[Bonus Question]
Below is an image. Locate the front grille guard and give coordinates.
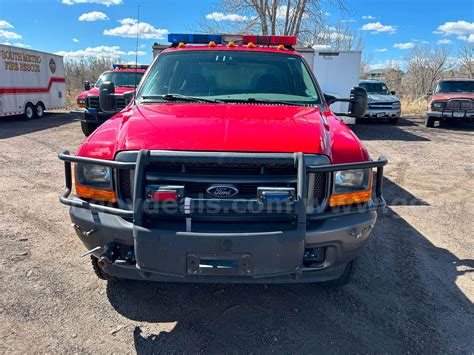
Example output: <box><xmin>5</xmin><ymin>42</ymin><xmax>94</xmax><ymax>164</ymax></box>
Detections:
<box><xmin>58</xmin><ymin>149</ymin><xmax>388</xmax><ymax>225</ymax></box>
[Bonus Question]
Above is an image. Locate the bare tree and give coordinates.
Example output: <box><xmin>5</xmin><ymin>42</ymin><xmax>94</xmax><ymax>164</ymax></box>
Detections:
<box><xmin>200</xmin><ymin>0</ymin><xmax>347</xmax><ymax>46</ymax></box>
<box><xmin>403</xmin><ymin>45</ymin><xmax>452</xmax><ymax>96</ymax></box>
<box><xmin>457</xmin><ymin>43</ymin><xmax>474</xmax><ymax>78</ymax></box>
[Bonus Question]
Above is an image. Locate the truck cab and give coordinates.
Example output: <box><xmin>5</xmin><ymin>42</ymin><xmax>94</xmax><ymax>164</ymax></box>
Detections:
<box><xmin>72</xmin><ymin>64</ymin><xmax>147</xmax><ymax>136</ymax></box>
<box><xmin>59</xmin><ymin>34</ymin><xmax>387</xmax><ymax>286</ymax></box>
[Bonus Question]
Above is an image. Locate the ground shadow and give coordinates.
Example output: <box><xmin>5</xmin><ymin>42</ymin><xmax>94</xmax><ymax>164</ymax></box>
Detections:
<box><xmin>438</xmin><ymin>119</ymin><xmax>474</xmax><ymax>132</ymax></box>
<box><xmin>106</xmin><ymin>178</ymin><xmax>473</xmax><ymax>354</ymax></box>
<box><xmin>351</xmin><ymin>117</ymin><xmax>431</xmax><ymax>142</ymax></box>
<box><xmin>0</xmin><ymin>112</ymin><xmax>73</xmax><ymax>139</ymax></box>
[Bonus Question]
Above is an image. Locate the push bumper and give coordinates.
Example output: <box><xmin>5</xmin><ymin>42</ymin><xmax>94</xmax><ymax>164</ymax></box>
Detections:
<box><xmin>364</xmin><ymin>108</ymin><xmax>401</xmax><ymax>119</ymax></box>
<box><xmin>69</xmin><ymin>206</ymin><xmax>377</xmax><ymax>283</ymax></box>
<box><xmin>59</xmin><ymin>150</ymin><xmax>387</xmax><ymax>283</ymax></box>
<box><xmin>427</xmin><ymin>110</ymin><xmax>474</xmax><ymax>119</ymax></box>
<box><xmin>70</xmin><ymin>108</ymin><xmax>115</xmax><ymax>123</ymax></box>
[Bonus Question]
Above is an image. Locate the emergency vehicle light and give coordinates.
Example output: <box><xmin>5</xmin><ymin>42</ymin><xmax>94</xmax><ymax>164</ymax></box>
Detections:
<box><xmin>242</xmin><ymin>35</ymin><xmax>297</xmax><ymax>46</ymax></box>
<box><xmin>112</xmin><ymin>64</ymin><xmax>149</xmax><ymax>70</ymax></box>
<box><xmin>168</xmin><ymin>33</ymin><xmax>223</xmax><ymax>45</ymax></box>
<box><xmin>167</xmin><ymin>33</ymin><xmax>297</xmax><ymax>47</ymax></box>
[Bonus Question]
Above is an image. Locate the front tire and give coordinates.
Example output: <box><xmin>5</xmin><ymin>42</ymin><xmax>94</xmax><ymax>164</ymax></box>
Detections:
<box><xmin>91</xmin><ymin>256</ymin><xmax>121</xmax><ymax>281</ymax></box>
<box><xmin>35</xmin><ymin>102</ymin><xmax>45</xmax><ymax>119</ymax></box>
<box><xmin>425</xmin><ymin>116</ymin><xmax>435</xmax><ymax>128</ymax></box>
<box><xmin>24</xmin><ymin>103</ymin><xmax>35</xmax><ymax>120</ymax></box>
<box><xmin>81</xmin><ymin>121</ymin><xmax>98</xmax><ymax>137</ymax></box>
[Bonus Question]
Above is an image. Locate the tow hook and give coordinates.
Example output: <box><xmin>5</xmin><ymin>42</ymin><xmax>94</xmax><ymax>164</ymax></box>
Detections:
<box><xmin>350</xmin><ymin>224</ymin><xmax>374</xmax><ymax>239</ymax></box>
<box><xmin>98</xmin><ymin>243</ymin><xmax>120</xmax><ymax>267</ymax></box>
<box><xmin>72</xmin><ymin>223</ymin><xmax>95</xmax><ymax>237</ymax></box>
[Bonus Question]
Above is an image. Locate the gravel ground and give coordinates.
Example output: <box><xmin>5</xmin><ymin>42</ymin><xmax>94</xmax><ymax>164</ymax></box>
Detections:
<box><xmin>0</xmin><ymin>113</ymin><xmax>473</xmax><ymax>354</ymax></box>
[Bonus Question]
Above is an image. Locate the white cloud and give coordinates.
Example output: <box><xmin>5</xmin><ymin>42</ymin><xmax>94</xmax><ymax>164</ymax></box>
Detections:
<box><xmin>276</xmin><ymin>5</ymin><xmax>308</xmax><ymax>20</ymax></box>
<box><xmin>368</xmin><ymin>59</ymin><xmax>405</xmax><ymax>71</ymax></box>
<box><xmin>360</xmin><ymin>21</ymin><xmax>396</xmax><ymax>34</ymax></box>
<box><xmin>205</xmin><ymin>12</ymin><xmax>248</xmax><ymax>22</ymax></box>
<box><xmin>375</xmin><ymin>48</ymin><xmax>387</xmax><ymax>52</ymax></box>
<box><xmin>104</xmin><ymin>18</ymin><xmax>168</xmax><ymax>39</ymax></box>
<box><xmin>127</xmin><ymin>50</ymin><xmax>146</xmax><ymax>56</ymax></box>
<box><xmin>0</xmin><ymin>20</ymin><xmax>14</xmax><ymax>29</ymax></box>
<box><xmin>73</xmin><ymin>38</ymin><xmax>79</xmax><ymax>42</ymax></box>
<box><xmin>437</xmin><ymin>39</ymin><xmax>452</xmax><ymax>45</ymax></box>
<box><xmin>340</xmin><ymin>19</ymin><xmax>356</xmax><ymax>23</ymax></box>
<box><xmin>457</xmin><ymin>34</ymin><xmax>474</xmax><ymax>43</ymax></box>
<box><xmin>78</xmin><ymin>11</ymin><xmax>108</xmax><ymax>21</ymax></box>
<box><xmin>0</xmin><ymin>29</ymin><xmax>22</xmax><ymax>39</ymax></box>
<box><xmin>362</xmin><ymin>15</ymin><xmax>375</xmax><ymax>20</ymax></box>
<box><xmin>1</xmin><ymin>41</ymin><xmax>31</xmax><ymax>48</ymax></box>
<box><xmin>394</xmin><ymin>42</ymin><xmax>415</xmax><ymax>49</ymax></box>
<box><xmin>55</xmin><ymin>45</ymin><xmax>125</xmax><ymax>58</ymax></box>
<box><xmin>62</xmin><ymin>0</ymin><xmax>122</xmax><ymax>6</ymax></box>
<box><xmin>139</xmin><ymin>44</ymin><xmax>146</xmax><ymax>49</ymax></box>
<box><xmin>435</xmin><ymin>21</ymin><xmax>474</xmax><ymax>43</ymax></box>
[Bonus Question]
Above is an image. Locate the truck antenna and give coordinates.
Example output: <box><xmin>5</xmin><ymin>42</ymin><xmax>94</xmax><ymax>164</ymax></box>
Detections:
<box><xmin>133</xmin><ymin>5</ymin><xmax>140</xmax><ymax>103</ymax></box>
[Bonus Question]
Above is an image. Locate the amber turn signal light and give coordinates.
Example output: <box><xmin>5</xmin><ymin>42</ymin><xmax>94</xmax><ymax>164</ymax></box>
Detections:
<box><xmin>75</xmin><ymin>184</ymin><xmax>117</xmax><ymax>203</ymax></box>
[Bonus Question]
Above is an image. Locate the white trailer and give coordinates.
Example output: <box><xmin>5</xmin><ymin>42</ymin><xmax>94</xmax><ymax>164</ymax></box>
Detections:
<box><xmin>0</xmin><ymin>44</ymin><xmax>66</xmax><ymax>119</ymax></box>
<box><xmin>298</xmin><ymin>48</ymin><xmax>361</xmax><ymax>123</ymax></box>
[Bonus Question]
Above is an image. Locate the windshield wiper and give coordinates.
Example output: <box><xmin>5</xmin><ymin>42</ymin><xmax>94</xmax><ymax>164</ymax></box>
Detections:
<box><xmin>220</xmin><ymin>97</ymin><xmax>312</xmax><ymax>106</ymax></box>
<box><xmin>140</xmin><ymin>94</ymin><xmax>224</xmax><ymax>104</ymax></box>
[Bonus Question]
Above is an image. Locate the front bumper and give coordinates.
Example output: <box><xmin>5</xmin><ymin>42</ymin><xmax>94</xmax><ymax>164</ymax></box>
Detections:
<box><xmin>427</xmin><ymin>110</ymin><xmax>474</xmax><ymax>119</ymax></box>
<box><xmin>70</xmin><ymin>108</ymin><xmax>115</xmax><ymax>123</ymax></box>
<box><xmin>59</xmin><ymin>150</ymin><xmax>387</xmax><ymax>283</ymax></box>
<box><xmin>364</xmin><ymin>107</ymin><xmax>401</xmax><ymax>119</ymax></box>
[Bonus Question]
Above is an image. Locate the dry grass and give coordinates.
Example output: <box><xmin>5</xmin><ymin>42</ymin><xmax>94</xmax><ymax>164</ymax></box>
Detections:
<box><xmin>401</xmin><ymin>96</ymin><xmax>428</xmax><ymax>117</ymax></box>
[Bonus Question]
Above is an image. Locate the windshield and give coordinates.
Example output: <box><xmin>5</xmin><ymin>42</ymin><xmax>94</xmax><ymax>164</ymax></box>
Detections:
<box><xmin>95</xmin><ymin>71</ymin><xmax>144</xmax><ymax>88</ymax></box>
<box><xmin>435</xmin><ymin>81</ymin><xmax>474</xmax><ymax>93</ymax></box>
<box><xmin>359</xmin><ymin>82</ymin><xmax>390</xmax><ymax>95</ymax></box>
<box><xmin>138</xmin><ymin>50</ymin><xmax>320</xmax><ymax>104</ymax></box>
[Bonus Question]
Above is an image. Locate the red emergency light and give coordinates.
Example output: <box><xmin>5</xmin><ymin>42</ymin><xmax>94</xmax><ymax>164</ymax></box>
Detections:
<box><xmin>242</xmin><ymin>35</ymin><xmax>297</xmax><ymax>46</ymax></box>
<box><xmin>112</xmin><ymin>64</ymin><xmax>149</xmax><ymax>70</ymax></box>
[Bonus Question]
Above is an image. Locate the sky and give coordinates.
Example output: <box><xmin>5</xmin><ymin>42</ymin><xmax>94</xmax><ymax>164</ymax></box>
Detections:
<box><xmin>0</xmin><ymin>0</ymin><xmax>473</xmax><ymax>70</ymax></box>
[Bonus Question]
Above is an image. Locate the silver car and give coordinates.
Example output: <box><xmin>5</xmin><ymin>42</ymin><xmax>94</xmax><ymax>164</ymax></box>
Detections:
<box><xmin>359</xmin><ymin>80</ymin><xmax>401</xmax><ymax>124</ymax></box>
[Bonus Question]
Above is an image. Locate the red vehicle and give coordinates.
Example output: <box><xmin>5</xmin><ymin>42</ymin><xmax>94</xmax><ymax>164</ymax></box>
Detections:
<box><xmin>59</xmin><ymin>34</ymin><xmax>387</xmax><ymax>286</ymax></box>
<box><xmin>71</xmin><ymin>64</ymin><xmax>148</xmax><ymax>136</ymax></box>
<box><xmin>426</xmin><ymin>78</ymin><xmax>474</xmax><ymax>127</ymax></box>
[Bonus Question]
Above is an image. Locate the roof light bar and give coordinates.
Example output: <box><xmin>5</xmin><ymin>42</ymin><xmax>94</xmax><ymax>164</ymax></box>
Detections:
<box><xmin>112</xmin><ymin>64</ymin><xmax>148</xmax><ymax>70</ymax></box>
<box><xmin>167</xmin><ymin>33</ymin><xmax>297</xmax><ymax>47</ymax></box>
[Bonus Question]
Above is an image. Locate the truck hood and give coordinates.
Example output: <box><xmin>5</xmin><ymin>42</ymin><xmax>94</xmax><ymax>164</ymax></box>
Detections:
<box><xmin>430</xmin><ymin>93</ymin><xmax>474</xmax><ymax>101</ymax></box>
<box><xmin>77</xmin><ymin>86</ymin><xmax>135</xmax><ymax>98</ymax></box>
<box><xmin>367</xmin><ymin>94</ymin><xmax>399</xmax><ymax>103</ymax></box>
<box><xmin>81</xmin><ymin>103</ymin><xmax>369</xmax><ymax>164</ymax></box>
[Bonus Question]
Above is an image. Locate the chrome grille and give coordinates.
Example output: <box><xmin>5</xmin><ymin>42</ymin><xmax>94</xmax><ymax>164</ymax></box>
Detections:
<box><xmin>87</xmin><ymin>96</ymin><xmax>100</xmax><ymax>109</ymax></box>
<box><xmin>446</xmin><ymin>99</ymin><xmax>474</xmax><ymax>110</ymax></box>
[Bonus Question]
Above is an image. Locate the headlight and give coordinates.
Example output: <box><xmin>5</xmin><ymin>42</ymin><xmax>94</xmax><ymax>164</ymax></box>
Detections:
<box><xmin>76</xmin><ymin>164</ymin><xmax>112</xmax><ymax>188</ymax></box>
<box><xmin>431</xmin><ymin>101</ymin><xmax>445</xmax><ymax>111</ymax></box>
<box><xmin>74</xmin><ymin>163</ymin><xmax>116</xmax><ymax>202</ymax></box>
<box><xmin>77</xmin><ymin>98</ymin><xmax>87</xmax><ymax>108</ymax></box>
<box><xmin>392</xmin><ymin>101</ymin><xmax>401</xmax><ymax>109</ymax></box>
<box><xmin>330</xmin><ymin>169</ymin><xmax>372</xmax><ymax>207</ymax></box>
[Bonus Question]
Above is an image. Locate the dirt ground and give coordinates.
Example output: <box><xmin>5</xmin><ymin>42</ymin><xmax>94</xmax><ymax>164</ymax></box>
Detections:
<box><xmin>0</xmin><ymin>113</ymin><xmax>472</xmax><ymax>354</ymax></box>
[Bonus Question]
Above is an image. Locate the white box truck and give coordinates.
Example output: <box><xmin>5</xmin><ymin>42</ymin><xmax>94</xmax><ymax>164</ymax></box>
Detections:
<box><xmin>298</xmin><ymin>48</ymin><xmax>361</xmax><ymax>124</ymax></box>
<box><xmin>0</xmin><ymin>44</ymin><xmax>66</xmax><ymax>119</ymax></box>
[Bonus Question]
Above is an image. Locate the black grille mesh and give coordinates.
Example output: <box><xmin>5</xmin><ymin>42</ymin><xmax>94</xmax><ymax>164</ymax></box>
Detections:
<box><xmin>313</xmin><ymin>173</ymin><xmax>326</xmax><ymax>202</ymax></box>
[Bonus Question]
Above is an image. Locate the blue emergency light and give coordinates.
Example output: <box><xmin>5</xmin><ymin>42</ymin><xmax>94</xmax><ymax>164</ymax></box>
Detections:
<box><xmin>168</xmin><ymin>33</ymin><xmax>223</xmax><ymax>45</ymax></box>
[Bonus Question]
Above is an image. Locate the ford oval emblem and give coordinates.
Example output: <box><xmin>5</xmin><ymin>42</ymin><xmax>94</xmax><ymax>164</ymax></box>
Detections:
<box><xmin>206</xmin><ymin>184</ymin><xmax>239</xmax><ymax>198</ymax></box>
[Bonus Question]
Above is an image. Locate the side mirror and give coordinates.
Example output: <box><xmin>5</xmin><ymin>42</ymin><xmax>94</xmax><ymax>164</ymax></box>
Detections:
<box><xmin>390</xmin><ymin>91</ymin><xmax>396</xmax><ymax>95</ymax></box>
<box><xmin>348</xmin><ymin>87</ymin><xmax>368</xmax><ymax>118</ymax></box>
<box><xmin>324</xmin><ymin>93</ymin><xmax>338</xmax><ymax>106</ymax></box>
<box><xmin>99</xmin><ymin>81</ymin><xmax>116</xmax><ymax>113</ymax></box>
<box><xmin>427</xmin><ymin>91</ymin><xmax>433</xmax><ymax>96</ymax></box>
<box><xmin>84</xmin><ymin>81</ymin><xmax>91</xmax><ymax>91</ymax></box>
